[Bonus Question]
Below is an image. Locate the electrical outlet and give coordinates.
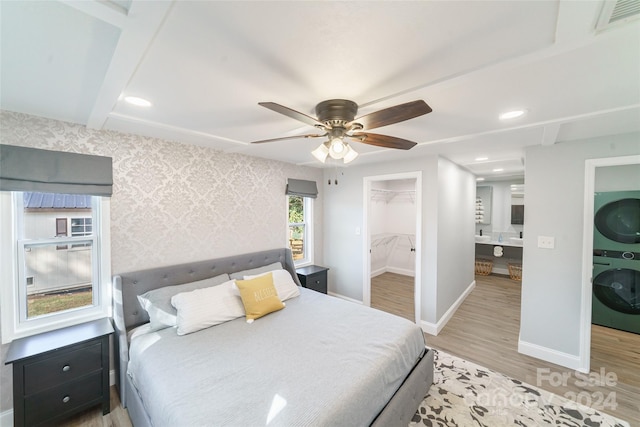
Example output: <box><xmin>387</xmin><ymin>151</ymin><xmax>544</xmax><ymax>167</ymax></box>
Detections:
<box><xmin>538</xmin><ymin>236</ymin><xmax>555</xmax><ymax>249</ymax></box>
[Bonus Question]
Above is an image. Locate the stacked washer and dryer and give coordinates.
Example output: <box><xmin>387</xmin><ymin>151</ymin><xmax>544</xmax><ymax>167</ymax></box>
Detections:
<box><xmin>592</xmin><ymin>191</ymin><xmax>640</xmax><ymax>334</ymax></box>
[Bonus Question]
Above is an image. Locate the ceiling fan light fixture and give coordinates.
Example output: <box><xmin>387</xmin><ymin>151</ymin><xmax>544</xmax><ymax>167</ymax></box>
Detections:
<box><xmin>343</xmin><ymin>145</ymin><xmax>358</xmax><ymax>164</ymax></box>
<box><xmin>328</xmin><ymin>138</ymin><xmax>347</xmax><ymax>159</ymax></box>
<box><xmin>311</xmin><ymin>142</ymin><xmax>330</xmax><ymax>163</ymax></box>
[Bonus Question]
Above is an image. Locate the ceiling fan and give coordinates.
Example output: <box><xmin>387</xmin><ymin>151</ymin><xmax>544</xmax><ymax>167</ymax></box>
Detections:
<box><xmin>251</xmin><ymin>99</ymin><xmax>432</xmax><ymax>164</ymax></box>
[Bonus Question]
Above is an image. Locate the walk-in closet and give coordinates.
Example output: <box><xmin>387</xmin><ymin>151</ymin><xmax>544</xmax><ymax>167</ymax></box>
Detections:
<box><xmin>369</xmin><ymin>178</ymin><xmax>416</xmax><ymax>321</ymax></box>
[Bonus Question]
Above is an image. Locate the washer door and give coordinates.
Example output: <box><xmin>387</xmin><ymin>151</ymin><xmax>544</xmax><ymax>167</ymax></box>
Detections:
<box><xmin>593</xmin><ymin>268</ymin><xmax>640</xmax><ymax>315</ymax></box>
<box><xmin>594</xmin><ymin>198</ymin><xmax>640</xmax><ymax>244</ymax></box>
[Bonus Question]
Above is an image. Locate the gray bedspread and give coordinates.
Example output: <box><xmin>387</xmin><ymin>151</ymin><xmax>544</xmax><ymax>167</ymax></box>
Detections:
<box><xmin>127</xmin><ymin>287</ymin><xmax>426</xmax><ymax>427</ymax></box>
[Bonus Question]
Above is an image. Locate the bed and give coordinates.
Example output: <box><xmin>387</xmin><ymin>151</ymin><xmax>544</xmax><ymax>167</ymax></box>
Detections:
<box><xmin>112</xmin><ymin>248</ymin><xmax>433</xmax><ymax>426</ymax></box>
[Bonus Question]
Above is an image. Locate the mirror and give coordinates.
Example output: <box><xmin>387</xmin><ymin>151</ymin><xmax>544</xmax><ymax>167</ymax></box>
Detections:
<box><xmin>511</xmin><ymin>184</ymin><xmax>525</xmax><ymax>225</ymax></box>
<box><xmin>476</xmin><ymin>186</ymin><xmax>492</xmax><ymax>225</ymax></box>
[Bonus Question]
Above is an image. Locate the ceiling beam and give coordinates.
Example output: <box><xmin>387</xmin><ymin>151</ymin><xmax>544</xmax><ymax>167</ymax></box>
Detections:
<box><xmin>59</xmin><ymin>0</ymin><xmax>128</xmax><ymax>29</ymax></box>
<box><xmin>108</xmin><ymin>112</ymin><xmax>246</xmax><ymax>145</ymax></box>
<box><xmin>541</xmin><ymin>124</ymin><xmax>562</xmax><ymax>146</ymax></box>
<box><xmin>86</xmin><ymin>1</ymin><xmax>174</xmax><ymax>130</ymax></box>
<box><xmin>415</xmin><ymin>104</ymin><xmax>640</xmax><ymax>147</ymax></box>
<box><xmin>554</xmin><ymin>0</ymin><xmax>603</xmax><ymax>45</ymax></box>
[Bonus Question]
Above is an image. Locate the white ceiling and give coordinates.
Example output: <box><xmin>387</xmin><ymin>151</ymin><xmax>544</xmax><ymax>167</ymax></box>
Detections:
<box><xmin>2</xmin><ymin>1</ymin><xmax>639</xmax><ymax>179</ymax></box>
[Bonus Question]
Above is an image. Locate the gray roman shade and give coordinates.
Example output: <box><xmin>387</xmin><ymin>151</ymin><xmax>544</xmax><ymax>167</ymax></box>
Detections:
<box><xmin>286</xmin><ymin>178</ymin><xmax>318</xmax><ymax>199</ymax></box>
<box><xmin>0</xmin><ymin>144</ymin><xmax>113</xmax><ymax>196</ymax></box>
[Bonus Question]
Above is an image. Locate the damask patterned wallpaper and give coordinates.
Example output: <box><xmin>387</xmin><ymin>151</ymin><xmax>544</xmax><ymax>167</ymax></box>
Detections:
<box><xmin>0</xmin><ymin>111</ymin><xmax>323</xmax><ymax>273</ymax></box>
<box><xmin>0</xmin><ymin>110</ymin><xmax>324</xmax><ymax>413</ymax></box>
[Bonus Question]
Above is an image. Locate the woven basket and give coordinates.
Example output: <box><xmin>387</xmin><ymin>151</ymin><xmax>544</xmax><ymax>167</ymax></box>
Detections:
<box><xmin>508</xmin><ymin>263</ymin><xmax>522</xmax><ymax>281</ymax></box>
<box><xmin>475</xmin><ymin>259</ymin><xmax>493</xmax><ymax>276</ymax></box>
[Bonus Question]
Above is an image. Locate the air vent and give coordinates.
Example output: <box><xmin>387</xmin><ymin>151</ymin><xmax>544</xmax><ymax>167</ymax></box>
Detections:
<box><xmin>597</xmin><ymin>0</ymin><xmax>640</xmax><ymax>30</ymax></box>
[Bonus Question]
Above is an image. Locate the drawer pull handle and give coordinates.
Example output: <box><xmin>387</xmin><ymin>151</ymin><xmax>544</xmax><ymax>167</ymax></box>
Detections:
<box><xmin>62</xmin><ymin>396</ymin><xmax>70</xmax><ymax>404</ymax></box>
<box><xmin>62</xmin><ymin>365</ymin><xmax>71</xmax><ymax>372</ymax></box>
<box><xmin>315</xmin><ymin>280</ymin><xmax>320</xmax><ymax>284</ymax></box>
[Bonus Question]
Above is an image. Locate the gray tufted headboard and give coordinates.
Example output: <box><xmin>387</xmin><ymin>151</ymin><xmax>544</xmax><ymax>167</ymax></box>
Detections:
<box><xmin>111</xmin><ymin>248</ymin><xmax>300</xmax><ymax>407</ymax></box>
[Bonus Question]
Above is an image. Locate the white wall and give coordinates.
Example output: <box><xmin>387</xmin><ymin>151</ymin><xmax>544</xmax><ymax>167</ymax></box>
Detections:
<box><xmin>435</xmin><ymin>158</ymin><xmax>476</xmax><ymax>321</ymax></box>
<box><xmin>519</xmin><ymin>132</ymin><xmax>640</xmax><ymax>367</ymax></box>
<box><xmin>322</xmin><ymin>155</ymin><xmax>475</xmax><ymax>329</ymax></box>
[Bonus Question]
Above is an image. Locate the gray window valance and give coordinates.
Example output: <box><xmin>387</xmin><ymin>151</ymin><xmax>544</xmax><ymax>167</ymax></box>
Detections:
<box><xmin>286</xmin><ymin>178</ymin><xmax>318</xmax><ymax>199</ymax></box>
<box><xmin>0</xmin><ymin>144</ymin><xmax>113</xmax><ymax>196</ymax></box>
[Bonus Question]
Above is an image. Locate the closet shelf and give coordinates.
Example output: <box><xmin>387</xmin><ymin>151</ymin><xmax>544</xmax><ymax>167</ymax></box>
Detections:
<box><xmin>371</xmin><ymin>233</ymin><xmax>415</xmax><ymax>250</ymax></box>
<box><xmin>371</xmin><ymin>188</ymin><xmax>415</xmax><ymax>203</ymax></box>
<box><xmin>372</xmin><ymin>235</ymin><xmax>397</xmax><ymax>247</ymax></box>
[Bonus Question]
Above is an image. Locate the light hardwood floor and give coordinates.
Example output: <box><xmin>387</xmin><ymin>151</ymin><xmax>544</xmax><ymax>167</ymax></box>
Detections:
<box><xmin>372</xmin><ymin>272</ymin><xmax>640</xmax><ymax>426</ymax></box>
<box><xmin>55</xmin><ymin>387</ymin><xmax>131</xmax><ymax>427</ymax></box>
<box><xmin>371</xmin><ymin>271</ymin><xmax>415</xmax><ymax>322</ymax></box>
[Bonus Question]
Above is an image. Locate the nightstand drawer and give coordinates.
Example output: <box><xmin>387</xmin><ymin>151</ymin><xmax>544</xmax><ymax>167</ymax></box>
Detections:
<box><xmin>305</xmin><ymin>273</ymin><xmax>327</xmax><ymax>293</ymax></box>
<box><xmin>24</xmin><ymin>342</ymin><xmax>102</xmax><ymax>395</ymax></box>
<box><xmin>25</xmin><ymin>372</ymin><xmax>103</xmax><ymax>426</ymax></box>
<box><xmin>296</xmin><ymin>265</ymin><xmax>329</xmax><ymax>294</ymax></box>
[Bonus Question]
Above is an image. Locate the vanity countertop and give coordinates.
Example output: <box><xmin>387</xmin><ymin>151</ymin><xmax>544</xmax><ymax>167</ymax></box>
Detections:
<box><xmin>475</xmin><ymin>240</ymin><xmax>523</xmax><ymax>247</ymax></box>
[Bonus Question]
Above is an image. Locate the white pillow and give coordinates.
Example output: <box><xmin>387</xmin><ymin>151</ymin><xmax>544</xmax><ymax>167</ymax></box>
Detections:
<box><xmin>137</xmin><ymin>274</ymin><xmax>230</xmax><ymax>331</ymax></box>
<box><xmin>244</xmin><ymin>269</ymin><xmax>300</xmax><ymax>302</ymax></box>
<box><xmin>229</xmin><ymin>262</ymin><xmax>283</xmax><ymax>279</ymax></box>
<box><xmin>171</xmin><ymin>280</ymin><xmax>245</xmax><ymax>335</ymax></box>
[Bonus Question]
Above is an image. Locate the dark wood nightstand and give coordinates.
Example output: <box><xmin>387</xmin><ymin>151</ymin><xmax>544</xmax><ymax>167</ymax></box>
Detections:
<box><xmin>5</xmin><ymin>318</ymin><xmax>114</xmax><ymax>427</ymax></box>
<box><xmin>296</xmin><ymin>265</ymin><xmax>329</xmax><ymax>294</ymax></box>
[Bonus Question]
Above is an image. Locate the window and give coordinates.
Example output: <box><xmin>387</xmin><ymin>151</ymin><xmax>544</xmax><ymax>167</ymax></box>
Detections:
<box><xmin>71</xmin><ymin>217</ymin><xmax>92</xmax><ymax>236</ymax></box>
<box><xmin>287</xmin><ymin>195</ymin><xmax>313</xmax><ymax>265</ymax></box>
<box><xmin>1</xmin><ymin>192</ymin><xmax>111</xmax><ymax>342</ymax></box>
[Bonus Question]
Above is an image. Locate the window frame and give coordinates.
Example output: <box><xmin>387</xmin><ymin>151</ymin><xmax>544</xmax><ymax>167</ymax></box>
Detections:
<box><xmin>0</xmin><ymin>192</ymin><xmax>111</xmax><ymax>343</ymax></box>
<box><xmin>287</xmin><ymin>195</ymin><xmax>313</xmax><ymax>266</ymax></box>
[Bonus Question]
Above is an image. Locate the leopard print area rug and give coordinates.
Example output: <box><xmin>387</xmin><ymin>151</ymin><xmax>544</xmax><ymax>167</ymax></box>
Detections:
<box><xmin>410</xmin><ymin>349</ymin><xmax>629</xmax><ymax>427</ymax></box>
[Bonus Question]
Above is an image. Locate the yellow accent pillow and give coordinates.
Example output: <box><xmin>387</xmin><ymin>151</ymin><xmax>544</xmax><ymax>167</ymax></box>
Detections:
<box><xmin>235</xmin><ymin>273</ymin><xmax>285</xmax><ymax>322</ymax></box>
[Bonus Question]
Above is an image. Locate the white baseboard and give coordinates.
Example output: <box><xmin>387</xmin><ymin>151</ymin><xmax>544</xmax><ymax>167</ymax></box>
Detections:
<box><xmin>421</xmin><ymin>280</ymin><xmax>476</xmax><ymax>336</ymax></box>
<box><xmin>327</xmin><ymin>291</ymin><xmax>362</xmax><ymax>305</ymax></box>
<box><xmin>0</xmin><ymin>409</ymin><xmax>13</xmax><ymax>427</ymax></box>
<box><xmin>518</xmin><ymin>339</ymin><xmax>584</xmax><ymax>372</ymax></box>
<box><xmin>371</xmin><ymin>267</ymin><xmax>386</xmax><ymax>278</ymax></box>
<box><xmin>370</xmin><ymin>266</ymin><xmax>415</xmax><ymax>278</ymax></box>
<box><xmin>386</xmin><ymin>266</ymin><xmax>415</xmax><ymax>277</ymax></box>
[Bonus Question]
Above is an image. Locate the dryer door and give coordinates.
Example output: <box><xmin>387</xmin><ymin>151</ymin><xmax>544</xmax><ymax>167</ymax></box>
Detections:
<box><xmin>593</xmin><ymin>268</ymin><xmax>640</xmax><ymax>315</ymax></box>
<box><xmin>594</xmin><ymin>198</ymin><xmax>640</xmax><ymax>244</ymax></box>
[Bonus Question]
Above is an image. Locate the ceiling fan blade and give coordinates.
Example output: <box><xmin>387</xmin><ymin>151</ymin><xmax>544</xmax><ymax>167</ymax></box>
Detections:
<box><xmin>258</xmin><ymin>102</ymin><xmax>326</xmax><ymax>128</ymax></box>
<box><xmin>349</xmin><ymin>100</ymin><xmax>432</xmax><ymax>130</ymax></box>
<box><xmin>349</xmin><ymin>132</ymin><xmax>418</xmax><ymax>150</ymax></box>
<box><xmin>251</xmin><ymin>133</ymin><xmax>326</xmax><ymax>144</ymax></box>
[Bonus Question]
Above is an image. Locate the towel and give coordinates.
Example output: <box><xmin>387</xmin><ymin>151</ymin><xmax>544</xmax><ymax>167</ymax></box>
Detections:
<box><xmin>493</xmin><ymin>246</ymin><xmax>504</xmax><ymax>257</ymax></box>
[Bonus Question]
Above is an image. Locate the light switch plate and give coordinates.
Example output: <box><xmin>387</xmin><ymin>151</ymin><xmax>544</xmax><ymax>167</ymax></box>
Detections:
<box><xmin>538</xmin><ymin>236</ymin><xmax>555</xmax><ymax>249</ymax></box>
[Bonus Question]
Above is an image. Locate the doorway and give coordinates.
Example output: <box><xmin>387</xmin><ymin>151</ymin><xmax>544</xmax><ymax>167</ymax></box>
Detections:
<box><xmin>363</xmin><ymin>172</ymin><xmax>422</xmax><ymax>324</ymax></box>
<box><xmin>580</xmin><ymin>155</ymin><xmax>640</xmax><ymax>372</ymax></box>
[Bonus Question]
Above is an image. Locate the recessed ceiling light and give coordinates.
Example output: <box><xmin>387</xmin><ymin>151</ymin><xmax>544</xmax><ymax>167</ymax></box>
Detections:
<box><xmin>476</xmin><ymin>177</ymin><xmax>485</xmax><ymax>181</ymax></box>
<box><xmin>475</xmin><ymin>157</ymin><xmax>488</xmax><ymax>161</ymax></box>
<box><xmin>493</xmin><ymin>168</ymin><xmax>504</xmax><ymax>172</ymax></box>
<box><xmin>499</xmin><ymin>109</ymin><xmax>526</xmax><ymax>120</ymax></box>
<box><xmin>124</xmin><ymin>96</ymin><xmax>152</xmax><ymax>107</ymax></box>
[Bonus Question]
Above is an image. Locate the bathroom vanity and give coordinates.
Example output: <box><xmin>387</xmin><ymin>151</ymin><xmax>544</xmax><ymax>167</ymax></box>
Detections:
<box><xmin>475</xmin><ymin>239</ymin><xmax>523</xmax><ymax>276</ymax></box>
